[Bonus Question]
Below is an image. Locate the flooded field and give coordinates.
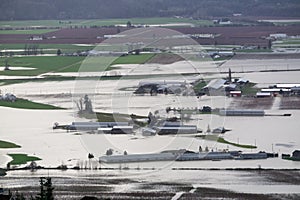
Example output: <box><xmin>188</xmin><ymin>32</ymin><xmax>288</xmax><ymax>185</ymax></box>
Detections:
<box><xmin>0</xmin><ymin>168</ymin><xmax>299</xmax><ymax>199</ymax></box>
<box><xmin>1</xmin><ymin>47</ymin><xmax>300</xmax><ymax>198</ymax></box>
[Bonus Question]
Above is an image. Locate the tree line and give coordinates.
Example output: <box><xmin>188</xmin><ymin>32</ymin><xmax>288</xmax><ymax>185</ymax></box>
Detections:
<box><xmin>1</xmin><ymin>0</ymin><xmax>300</xmax><ymax>20</ymax></box>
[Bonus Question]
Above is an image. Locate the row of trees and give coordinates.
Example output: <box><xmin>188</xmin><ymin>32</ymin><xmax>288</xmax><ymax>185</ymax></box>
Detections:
<box><xmin>24</xmin><ymin>44</ymin><xmax>43</xmax><ymax>55</ymax></box>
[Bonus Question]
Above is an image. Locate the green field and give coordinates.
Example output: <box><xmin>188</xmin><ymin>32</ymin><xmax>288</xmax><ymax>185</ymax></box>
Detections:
<box><xmin>8</xmin><ymin>153</ymin><xmax>41</xmax><ymax>165</ymax></box>
<box><xmin>0</xmin><ymin>140</ymin><xmax>21</xmax><ymax>148</ymax></box>
<box><xmin>0</xmin><ymin>18</ymin><xmax>213</xmax><ymax>28</ymax></box>
<box><xmin>111</xmin><ymin>53</ymin><xmax>155</xmax><ymax>65</ymax></box>
<box><xmin>0</xmin><ymin>53</ymin><xmax>157</xmax><ymax>76</ymax></box>
<box><xmin>0</xmin><ymin>98</ymin><xmax>64</xmax><ymax>110</ymax></box>
<box><xmin>0</xmin><ymin>56</ymin><xmax>85</xmax><ymax>76</ymax></box>
<box><xmin>0</xmin><ymin>29</ymin><xmax>58</xmax><ymax>34</ymax></box>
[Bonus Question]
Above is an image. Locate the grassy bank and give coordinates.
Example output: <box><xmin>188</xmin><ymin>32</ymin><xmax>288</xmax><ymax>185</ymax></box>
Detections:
<box><xmin>217</xmin><ymin>137</ymin><xmax>257</xmax><ymax>149</ymax></box>
<box><xmin>0</xmin><ymin>98</ymin><xmax>64</xmax><ymax>110</ymax></box>
<box><xmin>8</xmin><ymin>153</ymin><xmax>41</xmax><ymax>165</ymax></box>
<box><xmin>0</xmin><ymin>140</ymin><xmax>21</xmax><ymax>148</ymax></box>
<box><xmin>196</xmin><ymin>135</ymin><xmax>257</xmax><ymax>149</ymax></box>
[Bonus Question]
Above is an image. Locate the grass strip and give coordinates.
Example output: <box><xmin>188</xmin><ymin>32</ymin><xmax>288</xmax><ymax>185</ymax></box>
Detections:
<box><xmin>196</xmin><ymin>135</ymin><xmax>257</xmax><ymax>149</ymax></box>
<box><xmin>0</xmin><ymin>98</ymin><xmax>64</xmax><ymax>110</ymax></box>
<box><xmin>0</xmin><ymin>140</ymin><xmax>21</xmax><ymax>148</ymax></box>
<box><xmin>217</xmin><ymin>137</ymin><xmax>257</xmax><ymax>149</ymax></box>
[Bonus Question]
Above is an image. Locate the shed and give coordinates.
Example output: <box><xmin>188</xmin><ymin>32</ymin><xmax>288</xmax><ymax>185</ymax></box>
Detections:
<box><xmin>230</xmin><ymin>91</ymin><xmax>242</xmax><ymax>97</ymax></box>
<box><xmin>256</xmin><ymin>92</ymin><xmax>272</xmax><ymax>98</ymax></box>
<box><xmin>292</xmin><ymin>150</ymin><xmax>300</xmax><ymax>158</ymax></box>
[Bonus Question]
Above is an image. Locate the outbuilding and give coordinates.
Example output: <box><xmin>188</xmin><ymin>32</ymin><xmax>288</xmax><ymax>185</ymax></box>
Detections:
<box><xmin>230</xmin><ymin>91</ymin><xmax>242</xmax><ymax>97</ymax></box>
<box><xmin>256</xmin><ymin>92</ymin><xmax>272</xmax><ymax>98</ymax></box>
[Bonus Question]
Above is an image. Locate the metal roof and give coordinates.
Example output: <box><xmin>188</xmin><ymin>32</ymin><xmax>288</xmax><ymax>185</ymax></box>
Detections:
<box><xmin>205</xmin><ymin>79</ymin><xmax>226</xmax><ymax>90</ymax></box>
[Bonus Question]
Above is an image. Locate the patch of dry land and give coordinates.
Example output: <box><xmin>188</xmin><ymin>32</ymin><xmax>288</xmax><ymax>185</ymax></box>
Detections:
<box><xmin>229</xmin><ymin>97</ymin><xmax>274</xmax><ymax>110</ymax></box>
<box><xmin>146</xmin><ymin>53</ymin><xmax>184</xmax><ymax>64</ymax></box>
<box><xmin>280</xmin><ymin>96</ymin><xmax>300</xmax><ymax>109</ymax></box>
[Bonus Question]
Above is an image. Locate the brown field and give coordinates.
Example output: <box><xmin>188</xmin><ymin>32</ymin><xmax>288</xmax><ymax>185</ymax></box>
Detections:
<box><xmin>280</xmin><ymin>96</ymin><xmax>300</xmax><ymax>110</ymax></box>
<box><xmin>0</xmin><ymin>25</ymin><xmax>299</xmax><ymax>47</ymax></box>
<box><xmin>229</xmin><ymin>97</ymin><xmax>274</xmax><ymax>110</ymax></box>
<box><xmin>146</xmin><ymin>53</ymin><xmax>184</xmax><ymax>64</ymax></box>
<box><xmin>174</xmin><ymin>25</ymin><xmax>300</xmax><ymax>47</ymax></box>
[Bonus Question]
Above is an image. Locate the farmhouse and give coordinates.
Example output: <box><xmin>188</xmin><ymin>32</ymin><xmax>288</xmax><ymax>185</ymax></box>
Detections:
<box><xmin>202</xmin><ymin>79</ymin><xmax>226</xmax><ymax>96</ymax></box>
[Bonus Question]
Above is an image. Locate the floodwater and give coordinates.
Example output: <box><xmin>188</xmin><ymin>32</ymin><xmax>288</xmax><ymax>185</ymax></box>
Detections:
<box><xmin>1</xmin><ymin>168</ymin><xmax>300</xmax><ymax>196</ymax></box>
<box><xmin>1</xmin><ymin>57</ymin><xmax>300</xmax><ymax>196</ymax></box>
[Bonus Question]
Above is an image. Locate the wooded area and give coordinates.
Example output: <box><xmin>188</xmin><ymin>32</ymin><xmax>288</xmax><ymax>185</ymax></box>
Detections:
<box><xmin>1</xmin><ymin>0</ymin><xmax>300</xmax><ymax>20</ymax></box>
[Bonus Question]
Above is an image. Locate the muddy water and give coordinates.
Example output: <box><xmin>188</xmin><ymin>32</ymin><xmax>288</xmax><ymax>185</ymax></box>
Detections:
<box><xmin>1</xmin><ymin>169</ymin><xmax>300</xmax><ymax>197</ymax></box>
<box><xmin>1</xmin><ymin>58</ymin><xmax>300</xmax><ymax>197</ymax></box>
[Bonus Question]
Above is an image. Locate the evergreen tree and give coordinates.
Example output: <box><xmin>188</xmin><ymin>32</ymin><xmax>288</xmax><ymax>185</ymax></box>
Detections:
<box><xmin>36</xmin><ymin>177</ymin><xmax>54</xmax><ymax>200</ymax></box>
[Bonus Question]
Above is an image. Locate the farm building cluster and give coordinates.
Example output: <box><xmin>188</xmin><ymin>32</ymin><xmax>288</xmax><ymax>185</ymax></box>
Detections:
<box><xmin>256</xmin><ymin>83</ymin><xmax>300</xmax><ymax>97</ymax></box>
<box><xmin>0</xmin><ymin>93</ymin><xmax>16</xmax><ymax>102</ymax></box>
<box><xmin>99</xmin><ymin>149</ymin><xmax>277</xmax><ymax>163</ymax></box>
<box><xmin>134</xmin><ymin>81</ymin><xmax>194</xmax><ymax>96</ymax></box>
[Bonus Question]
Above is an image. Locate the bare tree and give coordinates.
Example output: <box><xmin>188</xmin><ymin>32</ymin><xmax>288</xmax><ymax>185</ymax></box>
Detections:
<box><xmin>75</xmin><ymin>94</ymin><xmax>93</xmax><ymax>114</ymax></box>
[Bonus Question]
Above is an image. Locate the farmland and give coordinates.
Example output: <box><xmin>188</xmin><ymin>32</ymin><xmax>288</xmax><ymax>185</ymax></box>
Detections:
<box><xmin>0</xmin><ymin>53</ymin><xmax>160</xmax><ymax>76</ymax></box>
<box><xmin>0</xmin><ymin>56</ymin><xmax>85</xmax><ymax>76</ymax></box>
<box><xmin>0</xmin><ymin>25</ymin><xmax>299</xmax><ymax>48</ymax></box>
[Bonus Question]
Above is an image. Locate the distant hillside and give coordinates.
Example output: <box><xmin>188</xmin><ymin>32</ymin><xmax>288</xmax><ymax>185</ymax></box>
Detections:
<box><xmin>1</xmin><ymin>0</ymin><xmax>300</xmax><ymax>20</ymax></box>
